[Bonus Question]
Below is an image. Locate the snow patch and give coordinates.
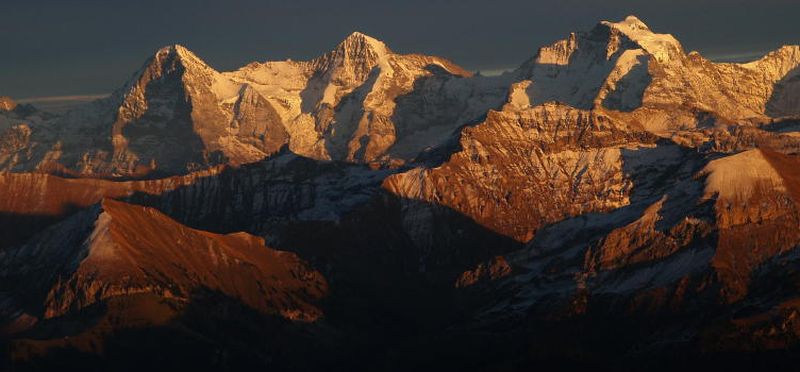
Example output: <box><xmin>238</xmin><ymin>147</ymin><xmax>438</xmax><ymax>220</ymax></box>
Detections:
<box><xmin>602</xmin><ymin>15</ymin><xmax>682</xmax><ymax>63</ymax></box>
<box><xmin>700</xmin><ymin>149</ymin><xmax>786</xmax><ymax>201</ymax></box>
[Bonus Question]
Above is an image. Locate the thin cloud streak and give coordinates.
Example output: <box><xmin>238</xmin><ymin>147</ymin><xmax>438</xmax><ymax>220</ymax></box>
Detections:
<box><xmin>17</xmin><ymin>94</ymin><xmax>110</xmax><ymax>104</ymax></box>
<box><xmin>705</xmin><ymin>50</ymin><xmax>773</xmax><ymax>63</ymax></box>
<box><xmin>17</xmin><ymin>94</ymin><xmax>109</xmax><ymax>114</ymax></box>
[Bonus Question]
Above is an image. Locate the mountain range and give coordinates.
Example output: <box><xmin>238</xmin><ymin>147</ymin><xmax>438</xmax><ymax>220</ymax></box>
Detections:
<box><xmin>2</xmin><ymin>15</ymin><xmax>800</xmax><ymax>371</ymax></box>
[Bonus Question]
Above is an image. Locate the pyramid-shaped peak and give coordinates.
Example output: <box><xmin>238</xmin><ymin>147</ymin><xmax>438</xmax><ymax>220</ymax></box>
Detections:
<box><xmin>311</xmin><ymin>31</ymin><xmax>392</xmax><ymax>74</ymax></box>
<box><xmin>342</xmin><ymin>31</ymin><xmax>385</xmax><ymax>45</ymax></box>
<box><xmin>153</xmin><ymin>44</ymin><xmax>206</xmax><ymax>64</ymax></box>
<box><xmin>114</xmin><ymin>43</ymin><xmax>218</xmax><ymax>113</ymax></box>
<box><xmin>129</xmin><ymin>44</ymin><xmax>220</xmax><ymax>85</ymax></box>
<box><xmin>334</xmin><ymin>31</ymin><xmax>391</xmax><ymax>57</ymax></box>
<box><xmin>155</xmin><ymin>44</ymin><xmax>187</xmax><ymax>57</ymax></box>
<box><xmin>347</xmin><ymin>31</ymin><xmax>373</xmax><ymax>39</ymax></box>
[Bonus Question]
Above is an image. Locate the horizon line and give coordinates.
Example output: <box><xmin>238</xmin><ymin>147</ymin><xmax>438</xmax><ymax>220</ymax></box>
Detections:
<box><xmin>16</xmin><ymin>94</ymin><xmax>110</xmax><ymax>103</ymax></box>
<box><xmin>9</xmin><ymin>47</ymin><xmax>777</xmax><ymax>102</ymax></box>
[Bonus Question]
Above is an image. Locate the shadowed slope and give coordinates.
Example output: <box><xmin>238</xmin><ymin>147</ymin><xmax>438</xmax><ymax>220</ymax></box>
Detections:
<box><xmin>0</xmin><ymin>198</ymin><xmax>327</xmax><ymax>330</ymax></box>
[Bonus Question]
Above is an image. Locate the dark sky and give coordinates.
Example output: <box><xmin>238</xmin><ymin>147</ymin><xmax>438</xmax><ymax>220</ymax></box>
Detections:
<box><xmin>2</xmin><ymin>0</ymin><xmax>799</xmax><ymax>99</ymax></box>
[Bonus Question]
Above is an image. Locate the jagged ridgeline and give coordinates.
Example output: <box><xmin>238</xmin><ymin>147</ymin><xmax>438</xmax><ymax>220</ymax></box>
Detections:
<box><xmin>2</xmin><ymin>15</ymin><xmax>800</xmax><ymax>371</ymax></box>
<box><xmin>3</xmin><ymin>15</ymin><xmax>795</xmax><ymax>178</ymax></box>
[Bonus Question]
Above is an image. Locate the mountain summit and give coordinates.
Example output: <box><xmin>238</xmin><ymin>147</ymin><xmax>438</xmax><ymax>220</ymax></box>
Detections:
<box><xmin>0</xmin><ymin>16</ymin><xmax>798</xmax><ymax>177</ymax></box>
<box><xmin>308</xmin><ymin>31</ymin><xmax>392</xmax><ymax>95</ymax></box>
<box><xmin>329</xmin><ymin>31</ymin><xmax>392</xmax><ymax>61</ymax></box>
<box><xmin>601</xmin><ymin>15</ymin><xmax>684</xmax><ymax>63</ymax></box>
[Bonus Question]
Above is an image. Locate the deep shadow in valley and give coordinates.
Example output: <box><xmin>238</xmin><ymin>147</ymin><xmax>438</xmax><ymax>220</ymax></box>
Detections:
<box><xmin>124</xmin><ymin>155</ymin><xmax>527</xmax><ymax>364</ymax></box>
<box><xmin>0</xmin><ymin>151</ymin><xmax>526</xmax><ymax>371</ymax></box>
<box><xmin>2</xmin><ymin>290</ymin><xmax>341</xmax><ymax>372</ymax></box>
<box><xmin>0</xmin><ymin>212</ymin><xmax>76</xmax><ymax>251</ymax></box>
<box><xmin>0</xmin><ymin>143</ymin><xmax>720</xmax><ymax>371</ymax></box>
<box><xmin>4</xmin><ymin>145</ymin><xmax>800</xmax><ymax>370</ymax></box>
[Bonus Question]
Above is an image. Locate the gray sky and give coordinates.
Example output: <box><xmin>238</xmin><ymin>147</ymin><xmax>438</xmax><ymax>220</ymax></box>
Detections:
<box><xmin>2</xmin><ymin>0</ymin><xmax>798</xmax><ymax>99</ymax></box>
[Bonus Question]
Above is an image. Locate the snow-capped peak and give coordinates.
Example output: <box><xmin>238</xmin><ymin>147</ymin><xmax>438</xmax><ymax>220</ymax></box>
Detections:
<box><xmin>312</xmin><ymin>31</ymin><xmax>392</xmax><ymax>70</ymax></box>
<box><xmin>308</xmin><ymin>31</ymin><xmax>393</xmax><ymax>87</ymax></box>
<box><xmin>609</xmin><ymin>15</ymin><xmax>652</xmax><ymax>32</ymax></box>
<box><xmin>114</xmin><ymin>43</ymin><xmax>219</xmax><ymax>98</ymax></box>
<box><xmin>336</xmin><ymin>31</ymin><xmax>392</xmax><ymax>57</ymax></box>
<box><xmin>601</xmin><ymin>15</ymin><xmax>683</xmax><ymax>63</ymax></box>
<box><xmin>152</xmin><ymin>44</ymin><xmax>213</xmax><ymax>71</ymax></box>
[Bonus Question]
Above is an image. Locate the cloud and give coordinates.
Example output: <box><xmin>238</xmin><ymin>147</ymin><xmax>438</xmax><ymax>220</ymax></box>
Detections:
<box><xmin>474</xmin><ymin>68</ymin><xmax>515</xmax><ymax>76</ymax></box>
<box><xmin>16</xmin><ymin>94</ymin><xmax>109</xmax><ymax>114</ymax></box>
<box><xmin>705</xmin><ymin>50</ymin><xmax>772</xmax><ymax>63</ymax></box>
<box><xmin>16</xmin><ymin>94</ymin><xmax>109</xmax><ymax>104</ymax></box>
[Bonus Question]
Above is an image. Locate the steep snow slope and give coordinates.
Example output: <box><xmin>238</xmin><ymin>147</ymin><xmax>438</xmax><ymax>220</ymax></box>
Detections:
<box><xmin>516</xmin><ymin>15</ymin><xmax>800</xmax><ymax>130</ymax></box>
<box><xmin>0</xmin><ymin>34</ymin><xmax>508</xmax><ymax>177</ymax></box>
<box><xmin>227</xmin><ymin>32</ymin><xmax>509</xmax><ymax>162</ymax></box>
<box><xmin>2</xmin><ymin>17</ymin><xmax>797</xmax><ymax>178</ymax></box>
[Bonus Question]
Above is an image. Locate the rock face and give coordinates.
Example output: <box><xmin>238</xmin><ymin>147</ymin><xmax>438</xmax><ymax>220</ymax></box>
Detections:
<box><xmin>0</xmin><ymin>34</ymin><xmax>508</xmax><ymax>177</ymax></box>
<box><xmin>21</xmin><ymin>45</ymin><xmax>290</xmax><ymax>176</ymax></box>
<box><xmin>0</xmin><ymin>198</ymin><xmax>329</xmax><ymax>370</ymax></box>
<box><xmin>2</xmin><ymin>18</ymin><xmax>798</xmax><ymax>178</ymax></box>
<box><xmin>0</xmin><ymin>199</ymin><xmax>329</xmax><ymax>369</ymax></box>
<box><xmin>516</xmin><ymin>15</ymin><xmax>800</xmax><ymax>130</ymax></box>
<box><xmin>385</xmin><ymin>81</ymin><xmax>666</xmax><ymax>242</ymax></box>
<box><xmin>450</xmin><ymin>148</ymin><xmax>800</xmax><ymax>366</ymax></box>
<box><xmin>704</xmin><ymin>149</ymin><xmax>800</xmax><ymax>302</ymax></box>
<box><xmin>227</xmin><ymin>32</ymin><xmax>505</xmax><ymax>163</ymax></box>
<box><xmin>0</xmin><ymin>198</ymin><xmax>326</xmax><ymax>324</ymax></box>
<box><xmin>383</xmin><ymin>15</ymin><xmax>800</xmax><ymax>247</ymax></box>
<box><xmin>2</xmin><ymin>14</ymin><xmax>800</xmax><ymax>370</ymax></box>
<box><xmin>0</xmin><ymin>152</ymin><xmax>392</xmax><ymax>251</ymax></box>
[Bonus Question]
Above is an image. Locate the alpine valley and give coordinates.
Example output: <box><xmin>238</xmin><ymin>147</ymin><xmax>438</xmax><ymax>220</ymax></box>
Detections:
<box><xmin>2</xmin><ymin>15</ymin><xmax>800</xmax><ymax>371</ymax></box>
